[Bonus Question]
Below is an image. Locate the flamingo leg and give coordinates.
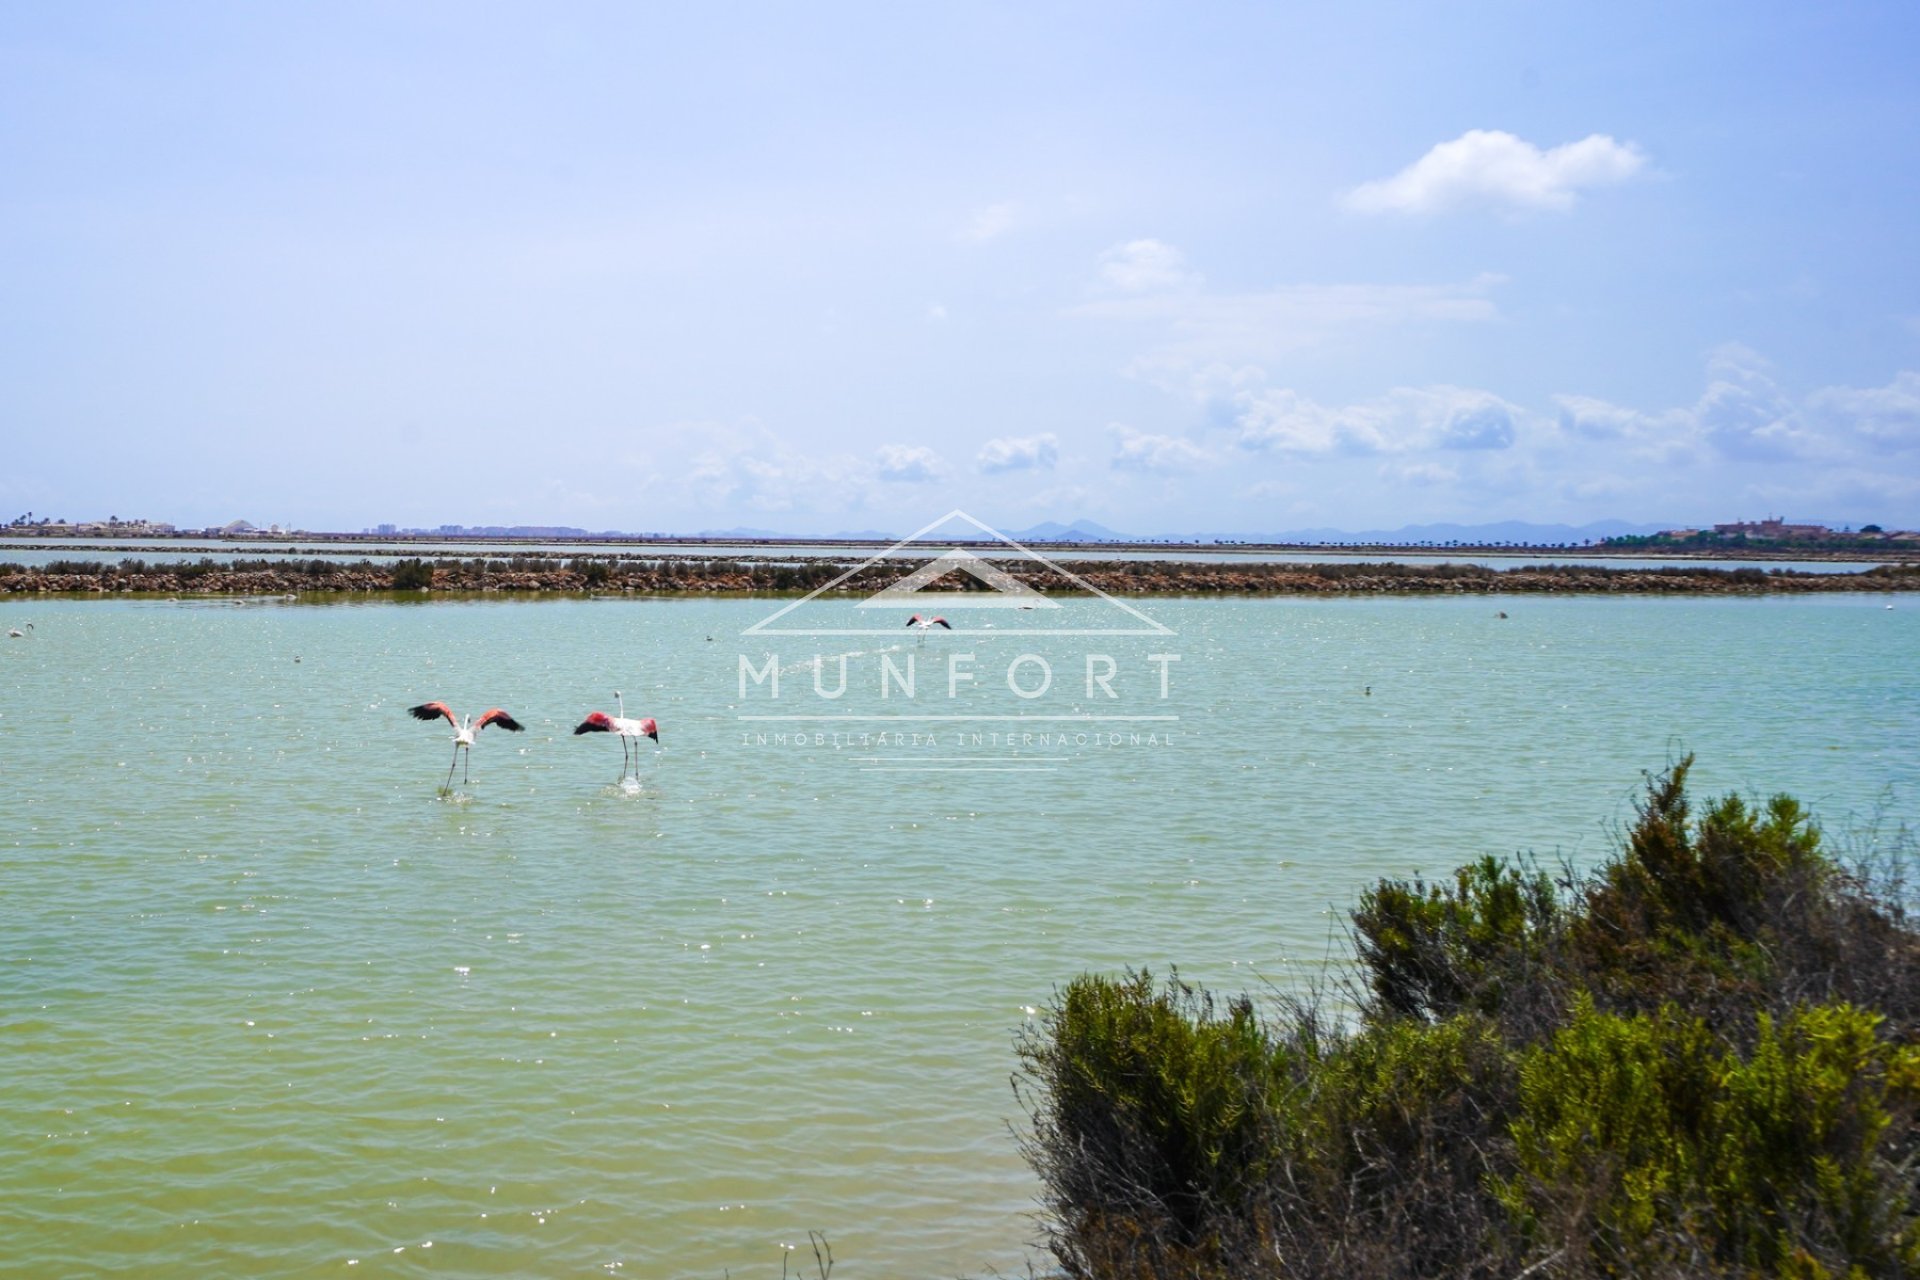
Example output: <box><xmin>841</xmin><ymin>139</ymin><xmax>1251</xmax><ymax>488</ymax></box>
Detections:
<box><xmin>463</xmin><ymin>745</ymin><xmax>472</xmax><ymax>785</ymax></box>
<box><xmin>444</xmin><ymin>744</ymin><xmax>459</xmax><ymax>790</ymax></box>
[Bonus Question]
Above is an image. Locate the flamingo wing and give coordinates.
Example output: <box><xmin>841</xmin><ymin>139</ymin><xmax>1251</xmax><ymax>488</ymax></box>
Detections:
<box><xmin>408</xmin><ymin>701</ymin><xmax>456</xmax><ymax>726</ymax></box>
<box><xmin>932</xmin><ymin>617</ymin><xmax>951</xmax><ymax>629</ymax></box>
<box><xmin>574</xmin><ymin>711</ymin><xmax>615</xmax><ymax>735</ymax></box>
<box><xmin>639</xmin><ymin>717</ymin><xmax>660</xmax><ymax>742</ymax></box>
<box><xmin>905</xmin><ymin>615</ymin><xmax>922</xmax><ymax>627</ymax></box>
<box><xmin>475</xmin><ymin>708</ymin><xmax>524</xmax><ymax>733</ymax></box>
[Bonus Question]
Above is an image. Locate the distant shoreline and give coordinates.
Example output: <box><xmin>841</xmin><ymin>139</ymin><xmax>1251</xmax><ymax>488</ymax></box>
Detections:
<box><xmin>6</xmin><ymin>556</ymin><xmax>1920</xmax><ymax>597</ymax></box>
<box><xmin>1</xmin><ymin>531</ymin><xmax>1917</xmax><ymax>564</ymax></box>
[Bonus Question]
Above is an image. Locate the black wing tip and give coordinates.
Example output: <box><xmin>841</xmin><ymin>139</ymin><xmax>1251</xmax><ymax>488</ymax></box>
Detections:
<box><xmin>648</xmin><ymin>729</ymin><xmax>660</xmax><ymax>742</ymax></box>
<box><xmin>574</xmin><ymin>721</ymin><xmax>605</xmax><ymax>735</ymax></box>
<box><xmin>407</xmin><ymin>703</ymin><xmax>441</xmax><ymax>720</ymax></box>
<box><xmin>496</xmin><ymin>715</ymin><xmax>526</xmax><ymax>732</ymax></box>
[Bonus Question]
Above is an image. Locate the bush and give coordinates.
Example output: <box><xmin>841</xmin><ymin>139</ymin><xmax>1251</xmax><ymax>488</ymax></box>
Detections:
<box><xmin>568</xmin><ymin>557</ymin><xmax>614</xmax><ymax>586</ymax></box>
<box><xmin>1018</xmin><ymin>760</ymin><xmax>1920</xmax><ymax>1279</ymax></box>
<box><xmin>390</xmin><ymin>558</ymin><xmax>434</xmax><ymax>590</ymax></box>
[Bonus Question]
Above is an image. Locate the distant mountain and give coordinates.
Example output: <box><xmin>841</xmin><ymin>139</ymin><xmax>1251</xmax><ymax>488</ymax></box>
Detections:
<box><xmin>379</xmin><ymin>517</ymin><xmax>1673</xmax><ymax>546</ymax></box>
<box><xmin>1007</xmin><ymin>519</ymin><xmax>1130</xmax><ymax>542</ymax></box>
<box><xmin>691</xmin><ymin>527</ymin><xmax>792</xmax><ymax>540</ymax></box>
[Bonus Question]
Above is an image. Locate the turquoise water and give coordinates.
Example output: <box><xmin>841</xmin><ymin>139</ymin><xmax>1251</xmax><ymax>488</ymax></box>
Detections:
<box><xmin>2</xmin><ymin>594</ymin><xmax>1915</xmax><ymax>1277</ymax></box>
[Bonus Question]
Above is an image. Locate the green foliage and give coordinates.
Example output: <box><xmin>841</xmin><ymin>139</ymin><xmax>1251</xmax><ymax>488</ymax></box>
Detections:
<box><xmin>1503</xmin><ymin>998</ymin><xmax>1920</xmax><ymax>1276</ymax></box>
<box><xmin>1020</xmin><ymin>760</ymin><xmax>1920</xmax><ymax>1279</ymax></box>
<box><xmin>567</xmin><ymin>557</ymin><xmax>614</xmax><ymax>585</ymax></box>
<box><xmin>1021</xmin><ymin>969</ymin><xmax>1280</xmax><ymax>1245</ymax></box>
<box><xmin>390</xmin><ymin>558</ymin><xmax>434</xmax><ymax>590</ymax></box>
<box><xmin>1353</xmin><ymin>855</ymin><xmax>1562</xmax><ymax>1022</ymax></box>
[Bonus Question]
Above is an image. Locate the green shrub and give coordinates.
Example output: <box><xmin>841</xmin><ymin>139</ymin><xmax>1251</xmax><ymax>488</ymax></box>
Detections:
<box><xmin>1019</xmin><ymin>969</ymin><xmax>1279</xmax><ymax>1249</ymax></box>
<box><xmin>1353</xmin><ymin>855</ymin><xmax>1563</xmax><ymax>1022</ymax></box>
<box><xmin>1502</xmin><ymin>997</ymin><xmax>1920</xmax><ymax>1276</ymax></box>
<box><xmin>390</xmin><ymin>558</ymin><xmax>434</xmax><ymax>590</ymax></box>
<box><xmin>1020</xmin><ymin>761</ymin><xmax>1920</xmax><ymax>1279</ymax></box>
<box><xmin>570</xmin><ymin>558</ymin><xmax>613</xmax><ymax>586</ymax></box>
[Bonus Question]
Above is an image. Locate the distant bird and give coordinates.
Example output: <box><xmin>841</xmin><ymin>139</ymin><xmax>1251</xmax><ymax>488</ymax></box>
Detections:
<box><xmin>573</xmin><ymin>690</ymin><xmax>659</xmax><ymax>783</ymax></box>
<box><xmin>7</xmin><ymin>623</ymin><xmax>32</xmax><ymax>638</ymax></box>
<box><xmin>906</xmin><ymin>614</ymin><xmax>951</xmax><ymax>644</ymax></box>
<box><xmin>408</xmin><ymin>701</ymin><xmax>525</xmax><ymax>788</ymax></box>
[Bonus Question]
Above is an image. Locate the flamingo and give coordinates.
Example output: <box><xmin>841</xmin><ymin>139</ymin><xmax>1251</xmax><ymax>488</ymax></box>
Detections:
<box><xmin>573</xmin><ymin>691</ymin><xmax>659</xmax><ymax>782</ymax></box>
<box><xmin>407</xmin><ymin>701</ymin><xmax>525</xmax><ymax>787</ymax></box>
<box><xmin>906</xmin><ymin>614</ymin><xmax>951</xmax><ymax>645</ymax></box>
<box><xmin>7</xmin><ymin>623</ymin><xmax>32</xmax><ymax>638</ymax></box>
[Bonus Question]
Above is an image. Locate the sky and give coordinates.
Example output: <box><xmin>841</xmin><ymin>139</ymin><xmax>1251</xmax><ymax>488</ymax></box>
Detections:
<box><xmin>3</xmin><ymin>1</ymin><xmax>1918</xmax><ymax>536</ymax></box>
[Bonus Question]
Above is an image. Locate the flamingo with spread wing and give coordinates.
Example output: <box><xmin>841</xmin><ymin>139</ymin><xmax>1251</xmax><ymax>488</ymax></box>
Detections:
<box><xmin>408</xmin><ymin>702</ymin><xmax>524</xmax><ymax>788</ymax></box>
<box><xmin>573</xmin><ymin>691</ymin><xmax>659</xmax><ymax>783</ymax></box>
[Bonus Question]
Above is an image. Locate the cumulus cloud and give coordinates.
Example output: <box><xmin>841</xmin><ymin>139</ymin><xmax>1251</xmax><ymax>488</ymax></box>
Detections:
<box><xmin>1111</xmin><ymin>425</ymin><xmax>1212</xmax><ymax>474</ymax></box>
<box><xmin>875</xmin><ymin>443</ymin><xmax>948</xmax><ymax>483</ymax></box>
<box><xmin>1234</xmin><ymin>385</ymin><xmax>1524</xmax><ymax>455</ymax></box>
<box><xmin>687</xmin><ymin>427</ymin><xmax>866</xmax><ymax>513</ymax></box>
<box><xmin>1553</xmin><ymin>349</ymin><xmax>1920</xmax><ymax>467</ymax></box>
<box><xmin>1553</xmin><ymin>394</ymin><xmax>1668</xmax><ymax>440</ymax></box>
<box><xmin>1098</xmin><ymin>239</ymin><xmax>1200</xmax><ymax>292</ymax></box>
<box><xmin>1694</xmin><ymin>345</ymin><xmax>1817</xmax><ymax>460</ymax></box>
<box><xmin>1347</xmin><ymin>129</ymin><xmax>1646</xmax><ymax>215</ymax></box>
<box><xmin>1808</xmin><ymin>370</ymin><xmax>1920</xmax><ymax>450</ymax></box>
<box><xmin>977</xmin><ymin>432</ymin><xmax>1060</xmax><ymax>473</ymax></box>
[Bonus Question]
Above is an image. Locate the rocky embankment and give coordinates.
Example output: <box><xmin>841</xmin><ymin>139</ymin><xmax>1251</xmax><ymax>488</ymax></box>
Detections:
<box><xmin>5</xmin><ymin>555</ymin><xmax>1920</xmax><ymax>596</ymax></box>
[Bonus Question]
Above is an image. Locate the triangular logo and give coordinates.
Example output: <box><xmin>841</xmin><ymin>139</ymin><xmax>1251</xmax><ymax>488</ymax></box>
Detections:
<box><xmin>742</xmin><ymin>509</ymin><xmax>1173</xmax><ymax>636</ymax></box>
<box><xmin>855</xmin><ymin>548</ymin><xmax>1058</xmax><ymax>610</ymax></box>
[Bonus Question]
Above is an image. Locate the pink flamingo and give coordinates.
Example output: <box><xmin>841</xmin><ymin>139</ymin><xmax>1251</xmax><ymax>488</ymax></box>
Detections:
<box><xmin>906</xmin><ymin>614</ymin><xmax>951</xmax><ymax>644</ymax></box>
<box><xmin>408</xmin><ymin>702</ymin><xmax>525</xmax><ymax>787</ymax></box>
<box><xmin>573</xmin><ymin>691</ymin><xmax>659</xmax><ymax>782</ymax></box>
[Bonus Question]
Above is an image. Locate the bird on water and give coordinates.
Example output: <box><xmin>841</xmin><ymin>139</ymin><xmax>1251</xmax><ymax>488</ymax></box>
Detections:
<box><xmin>573</xmin><ymin>691</ymin><xmax>660</xmax><ymax>783</ymax></box>
<box><xmin>408</xmin><ymin>702</ymin><xmax>525</xmax><ymax>788</ymax></box>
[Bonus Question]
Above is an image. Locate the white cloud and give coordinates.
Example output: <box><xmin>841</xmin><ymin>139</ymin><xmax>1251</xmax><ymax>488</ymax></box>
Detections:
<box><xmin>875</xmin><ymin>443</ymin><xmax>948</xmax><ymax>483</ymax></box>
<box><xmin>927</xmin><ymin>303</ymin><xmax>948</xmax><ymax>322</ymax></box>
<box><xmin>1386</xmin><ymin>461</ymin><xmax>1459</xmax><ymax>487</ymax></box>
<box><xmin>1553</xmin><ymin>349</ymin><xmax>1920</xmax><ymax>465</ymax></box>
<box><xmin>1235</xmin><ymin>385</ymin><xmax>1524</xmax><ymax>455</ymax></box>
<box><xmin>960</xmin><ymin>202</ymin><xmax>1017</xmax><ymax>243</ymax></box>
<box><xmin>1347</xmin><ymin>129</ymin><xmax>1646</xmax><ymax>215</ymax></box>
<box><xmin>1098</xmin><ymin>239</ymin><xmax>1200</xmax><ymax>292</ymax></box>
<box><xmin>1553</xmin><ymin>394</ymin><xmax>1669</xmax><ymax>440</ymax></box>
<box><xmin>977</xmin><ymin>432</ymin><xmax>1060</xmax><ymax>473</ymax></box>
<box><xmin>1808</xmin><ymin>371</ymin><xmax>1920</xmax><ymax>449</ymax></box>
<box><xmin>1693</xmin><ymin>345</ymin><xmax>1819</xmax><ymax>460</ymax></box>
<box><xmin>687</xmin><ymin>426</ymin><xmax>866</xmax><ymax>513</ymax></box>
<box><xmin>1111</xmin><ymin>425</ymin><xmax>1212</xmax><ymax>474</ymax></box>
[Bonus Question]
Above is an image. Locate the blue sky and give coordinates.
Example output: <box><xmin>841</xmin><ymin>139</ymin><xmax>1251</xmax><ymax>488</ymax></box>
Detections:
<box><xmin>4</xmin><ymin>2</ymin><xmax>1917</xmax><ymax>535</ymax></box>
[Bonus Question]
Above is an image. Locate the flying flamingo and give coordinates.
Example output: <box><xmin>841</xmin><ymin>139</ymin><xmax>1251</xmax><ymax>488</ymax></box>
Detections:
<box><xmin>906</xmin><ymin>614</ymin><xmax>951</xmax><ymax>645</ymax></box>
<box><xmin>407</xmin><ymin>701</ymin><xmax>525</xmax><ymax>787</ymax></box>
<box><xmin>573</xmin><ymin>691</ymin><xmax>659</xmax><ymax>782</ymax></box>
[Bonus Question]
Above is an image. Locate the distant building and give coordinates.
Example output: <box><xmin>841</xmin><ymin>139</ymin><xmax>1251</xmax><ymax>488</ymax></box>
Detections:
<box><xmin>1712</xmin><ymin>518</ymin><xmax>1830</xmax><ymax>540</ymax></box>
